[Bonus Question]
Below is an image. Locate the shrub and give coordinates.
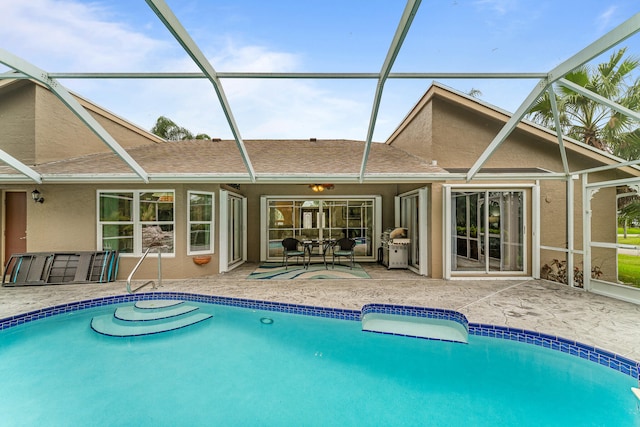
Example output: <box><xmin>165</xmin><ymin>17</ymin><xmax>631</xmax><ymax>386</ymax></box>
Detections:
<box><xmin>540</xmin><ymin>259</ymin><xmax>603</xmax><ymax>288</ymax></box>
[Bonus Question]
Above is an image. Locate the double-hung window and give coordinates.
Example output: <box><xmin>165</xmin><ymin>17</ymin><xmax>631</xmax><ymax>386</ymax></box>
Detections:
<box><xmin>188</xmin><ymin>191</ymin><xmax>214</xmax><ymax>255</ymax></box>
<box><xmin>98</xmin><ymin>190</ymin><xmax>175</xmax><ymax>255</ymax></box>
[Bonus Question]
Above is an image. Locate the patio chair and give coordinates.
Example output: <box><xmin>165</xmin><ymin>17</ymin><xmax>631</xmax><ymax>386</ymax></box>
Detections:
<box><xmin>281</xmin><ymin>238</ymin><xmax>305</xmax><ymax>269</ymax></box>
<box><xmin>332</xmin><ymin>237</ymin><xmax>356</xmax><ymax>269</ymax></box>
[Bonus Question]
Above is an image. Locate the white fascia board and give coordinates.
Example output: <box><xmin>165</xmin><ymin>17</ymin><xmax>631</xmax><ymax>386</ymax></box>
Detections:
<box><xmin>0</xmin><ymin>175</ymin><xmax>39</xmax><ymax>183</ymax></box>
<box><xmin>37</xmin><ymin>173</ymin><xmax>253</xmax><ymax>184</ymax></box>
<box><xmin>16</xmin><ymin>172</ymin><xmax>570</xmax><ymax>184</ymax></box>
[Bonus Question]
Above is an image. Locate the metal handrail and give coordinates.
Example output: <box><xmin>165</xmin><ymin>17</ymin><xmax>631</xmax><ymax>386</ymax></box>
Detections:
<box><xmin>126</xmin><ymin>246</ymin><xmax>164</xmax><ymax>294</ymax></box>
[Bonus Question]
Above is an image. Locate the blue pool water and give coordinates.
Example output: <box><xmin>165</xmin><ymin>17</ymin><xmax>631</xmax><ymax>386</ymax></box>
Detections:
<box><xmin>0</xmin><ymin>300</ymin><xmax>638</xmax><ymax>426</ymax></box>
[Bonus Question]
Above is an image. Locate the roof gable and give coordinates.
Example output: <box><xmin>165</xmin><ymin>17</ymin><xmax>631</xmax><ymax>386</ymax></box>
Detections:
<box><xmin>387</xmin><ymin>82</ymin><xmax>640</xmax><ymax>176</ymax></box>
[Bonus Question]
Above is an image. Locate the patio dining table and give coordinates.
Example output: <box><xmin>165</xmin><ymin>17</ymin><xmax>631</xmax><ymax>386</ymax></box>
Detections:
<box><xmin>302</xmin><ymin>239</ymin><xmax>335</xmax><ymax>269</ymax></box>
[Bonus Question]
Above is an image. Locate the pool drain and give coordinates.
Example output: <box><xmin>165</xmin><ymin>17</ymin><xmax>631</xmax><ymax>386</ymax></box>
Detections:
<box><xmin>260</xmin><ymin>317</ymin><xmax>274</xmax><ymax>325</ymax></box>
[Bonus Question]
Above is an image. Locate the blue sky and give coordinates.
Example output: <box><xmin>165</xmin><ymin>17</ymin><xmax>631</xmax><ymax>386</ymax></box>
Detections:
<box><xmin>1</xmin><ymin>0</ymin><xmax>639</xmax><ymax>141</ymax></box>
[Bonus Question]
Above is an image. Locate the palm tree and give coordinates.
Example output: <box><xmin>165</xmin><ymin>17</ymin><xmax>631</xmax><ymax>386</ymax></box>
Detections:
<box><xmin>529</xmin><ymin>48</ymin><xmax>640</xmax><ymax>248</ymax></box>
<box><xmin>151</xmin><ymin>116</ymin><xmax>211</xmax><ymax>141</ymax></box>
<box><xmin>527</xmin><ymin>48</ymin><xmax>640</xmax><ymax>157</ymax></box>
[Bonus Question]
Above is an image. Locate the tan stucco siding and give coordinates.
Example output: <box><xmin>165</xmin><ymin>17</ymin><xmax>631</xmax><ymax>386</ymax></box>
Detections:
<box><xmin>0</xmin><ymin>82</ymin><xmax>36</xmax><ymax>164</ymax></box>
<box><xmin>16</xmin><ymin>184</ymin><xmax>221</xmax><ymax>280</ymax></box>
<box><xmin>386</xmin><ymin>101</ymin><xmax>433</xmax><ymax>161</ymax></box>
<box><xmin>429</xmin><ymin>98</ymin><xmax>558</xmax><ymax>169</ymax></box>
<box><xmin>33</xmin><ymin>85</ymin><xmax>159</xmax><ymax>164</ymax></box>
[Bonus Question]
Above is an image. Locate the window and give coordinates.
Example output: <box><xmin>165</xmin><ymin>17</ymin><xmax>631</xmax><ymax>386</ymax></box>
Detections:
<box><xmin>98</xmin><ymin>190</ymin><xmax>175</xmax><ymax>255</ymax></box>
<box><xmin>264</xmin><ymin>197</ymin><xmax>378</xmax><ymax>260</ymax></box>
<box><xmin>188</xmin><ymin>191</ymin><xmax>214</xmax><ymax>255</ymax></box>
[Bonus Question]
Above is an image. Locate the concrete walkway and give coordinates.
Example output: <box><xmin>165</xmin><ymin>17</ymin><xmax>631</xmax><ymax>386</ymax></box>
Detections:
<box><xmin>2</xmin><ymin>262</ymin><xmax>640</xmax><ymax>361</ymax></box>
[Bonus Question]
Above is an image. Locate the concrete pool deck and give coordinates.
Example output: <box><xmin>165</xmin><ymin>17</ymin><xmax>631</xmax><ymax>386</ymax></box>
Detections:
<box><xmin>2</xmin><ymin>262</ymin><xmax>640</xmax><ymax>361</ymax></box>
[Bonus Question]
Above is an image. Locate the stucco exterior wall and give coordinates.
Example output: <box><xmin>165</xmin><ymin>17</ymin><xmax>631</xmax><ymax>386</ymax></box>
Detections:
<box><xmin>11</xmin><ymin>184</ymin><xmax>222</xmax><ymax>281</ymax></box>
<box><xmin>0</xmin><ymin>81</ymin><xmax>36</xmax><ymax>164</ymax></box>
<box><xmin>386</xmin><ymin>100</ymin><xmax>433</xmax><ymax>162</ymax></box>
<box><xmin>8</xmin><ymin>182</ymin><xmax>404</xmax><ymax>280</ymax></box>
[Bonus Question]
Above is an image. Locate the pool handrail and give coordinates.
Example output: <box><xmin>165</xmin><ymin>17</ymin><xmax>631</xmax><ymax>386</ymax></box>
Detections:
<box><xmin>126</xmin><ymin>246</ymin><xmax>164</xmax><ymax>294</ymax></box>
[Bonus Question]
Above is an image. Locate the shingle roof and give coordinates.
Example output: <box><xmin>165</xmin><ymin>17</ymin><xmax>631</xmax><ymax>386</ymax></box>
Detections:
<box><xmin>0</xmin><ymin>139</ymin><xmax>445</xmax><ymax>180</ymax></box>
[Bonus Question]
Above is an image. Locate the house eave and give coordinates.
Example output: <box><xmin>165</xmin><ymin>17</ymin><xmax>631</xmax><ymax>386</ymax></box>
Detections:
<box><xmin>0</xmin><ymin>170</ymin><xmax>568</xmax><ymax>185</ymax></box>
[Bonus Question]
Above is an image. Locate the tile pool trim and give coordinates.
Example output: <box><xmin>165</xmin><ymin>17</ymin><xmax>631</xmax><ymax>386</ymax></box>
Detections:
<box><xmin>1</xmin><ymin>291</ymin><xmax>638</xmax><ymax>379</ymax></box>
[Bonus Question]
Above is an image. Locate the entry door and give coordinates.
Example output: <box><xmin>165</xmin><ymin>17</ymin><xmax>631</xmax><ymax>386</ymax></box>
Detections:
<box><xmin>5</xmin><ymin>192</ymin><xmax>27</xmax><ymax>264</ymax></box>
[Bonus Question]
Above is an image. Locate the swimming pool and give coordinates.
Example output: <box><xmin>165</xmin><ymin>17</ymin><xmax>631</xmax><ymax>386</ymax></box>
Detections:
<box><xmin>1</xmin><ymin>293</ymin><xmax>639</xmax><ymax>426</ymax></box>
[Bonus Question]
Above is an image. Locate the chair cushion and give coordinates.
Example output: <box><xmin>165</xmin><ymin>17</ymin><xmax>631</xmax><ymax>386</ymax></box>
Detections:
<box><xmin>334</xmin><ymin>250</ymin><xmax>353</xmax><ymax>256</ymax></box>
<box><xmin>286</xmin><ymin>251</ymin><xmax>305</xmax><ymax>256</ymax></box>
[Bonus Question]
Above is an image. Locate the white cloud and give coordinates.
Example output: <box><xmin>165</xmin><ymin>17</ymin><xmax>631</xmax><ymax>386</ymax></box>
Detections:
<box><xmin>0</xmin><ymin>0</ymin><xmax>374</xmax><ymax>139</ymax></box>
<box><xmin>0</xmin><ymin>0</ymin><xmax>167</xmax><ymax>71</ymax></box>
<box><xmin>472</xmin><ymin>0</ymin><xmax>518</xmax><ymax>15</ymax></box>
<box><xmin>596</xmin><ymin>6</ymin><xmax>618</xmax><ymax>34</ymax></box>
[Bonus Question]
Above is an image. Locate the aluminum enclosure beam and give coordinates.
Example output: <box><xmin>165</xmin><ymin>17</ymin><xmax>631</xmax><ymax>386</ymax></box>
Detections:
<box><xmin>558</xmin><ymin>78</ymin><xmax>640</xmax><ymax>122</ymax></box>
<box><xmin>20</xmin><ymin>72</ymin><xmax>548</xmax><ymax>80</ymax></box>
<box><xmin>145</xmin><ymin>0</ymin><xmax>256</xmax><ymax>182</ymax></box>
<box><xmin>466</xmin><ymin>12</ymin><xmax>640</xmax><ymax>181</ymax></box>
<box><xmin>547</xmin><ymin>87</ymin><xmax>570</xmax><ymax>175</ymax></box>
<box><xmin>359</xmin><ymin>0</ymin><xmax>422</xmax><ymax>181</ymax></box>
<box><xmin>576</xmin><ymin>158</ymin><xmax>640</xmax><ymax>175</ymax></box>
<box><xmin>0</xmin><ymin>49</ymin><xmax>150</xmax><ymax>183</ymax></box>
<box><xmin>0</xmin><ymin>149</ymin><xmax>41</xmax><ymax>183</ymax></box>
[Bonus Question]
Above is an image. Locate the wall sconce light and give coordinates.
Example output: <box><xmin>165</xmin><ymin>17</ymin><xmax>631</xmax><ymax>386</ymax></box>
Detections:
<box><xmin>309</xmin><ymin>184</ymin><xmax>334</xmax><ymax>192</ymax></box>
<box><xmin>31</xmin><ymin>189</ymin><xmax>44</xmax><ymax>203</ymax></box>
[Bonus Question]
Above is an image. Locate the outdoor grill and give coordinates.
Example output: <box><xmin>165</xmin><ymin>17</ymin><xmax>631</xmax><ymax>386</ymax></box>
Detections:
<box><xmin>381</xmin><ymin>229</ymin><xmax>410</xmax><ymax>269</ymax></box>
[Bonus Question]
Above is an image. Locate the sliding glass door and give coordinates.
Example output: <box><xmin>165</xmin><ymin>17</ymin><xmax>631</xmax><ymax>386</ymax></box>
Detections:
<box><xmin>263</xmin><ymin>197</ymin><xmax>379</xmax><ymax>261</ymax></box>
<box><xmin>450</xmin><ymin>190</ymin><xmax>524</xmax><ymax>274</ymax></box>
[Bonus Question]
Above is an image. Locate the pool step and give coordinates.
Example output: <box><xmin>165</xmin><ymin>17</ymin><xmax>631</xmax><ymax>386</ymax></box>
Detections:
<box><xmin>362</xmin><ymin>313</ymin><xmax>468</xmax><ymax>343</ymax></box>
<box><xmin>91</xmin><ymin>299</ymin><xmax>212</xmax><ymax>337</ymax></box>
<box><xmin>114</xmin><ymin>303</ymin><xmax>198</xmax><ymax>321</ymax></box>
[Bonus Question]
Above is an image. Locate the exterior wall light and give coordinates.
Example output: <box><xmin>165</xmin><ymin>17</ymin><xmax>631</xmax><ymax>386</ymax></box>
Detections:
<box><xmin>31</xmin><ymin>189</ymin><xmax>44</xmax><ymax>203</ymax></box>
<box><xmin>309</xmin><ymin>184</ymin><xmax>334</xmax><ymax>192</ymax></box>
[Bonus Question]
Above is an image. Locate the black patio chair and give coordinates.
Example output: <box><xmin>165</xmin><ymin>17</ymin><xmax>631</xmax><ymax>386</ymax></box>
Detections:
<box><xmin>281</xmin><ymin>238</ymin><xmax>305</xmax><ymax>269</ymax></box>
<box><xmin>332</xmin><ymin>237</ymin><xmax>356</xmax><ymax>269</ymax></box>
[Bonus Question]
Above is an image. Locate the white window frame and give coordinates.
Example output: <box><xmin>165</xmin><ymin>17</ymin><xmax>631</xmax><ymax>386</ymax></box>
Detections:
<box><xmin>443</xmin><ymin>184</ymin><xmax>531</xmax><ymax>279</ymax></box>
<box><xmin>187</xmin><ymin>190</ymin><xmax>215</xmax><ymax>256</ymax></box>
<box><xmin>260</xmin><ymin>195</ymin><xmax>381</xmax><ymax>262</ymax></box>
<box><xmin>97</xmin><ymin>189</ymin><xmax>175</xmax><ymax>257</ymax></box>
